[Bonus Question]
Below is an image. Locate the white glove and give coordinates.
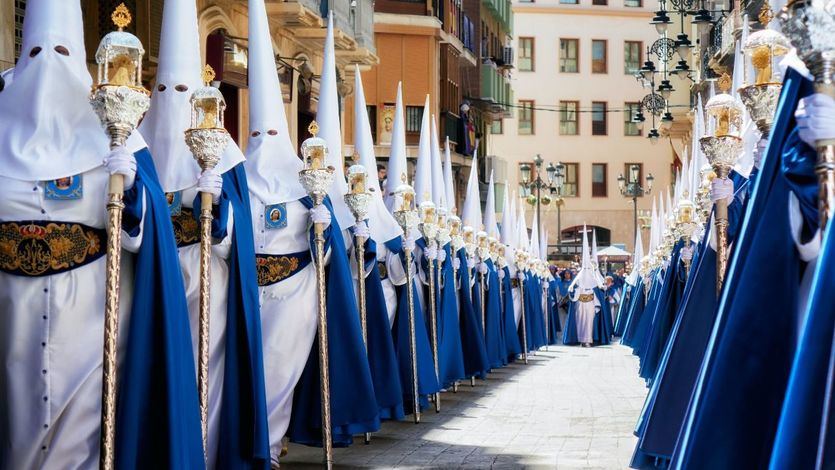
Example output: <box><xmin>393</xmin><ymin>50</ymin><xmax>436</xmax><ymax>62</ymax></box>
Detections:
<box><xmin>680</xmin><ymin>245</ymin><xmax>694</xmax><ymax>261</ymax></box>
<box><xmin>197</xmin><ymin>169</ymin><xmax>223</xmax><ymax>204</ymax></box>
<box><xmin>404</xmin><ymin>233</ymin><xmax>417</xmax><ymax>252</ymax></box>
<box><xmin>517</xmin><ymin>270</ymin><xmax>526</xmax><ymax>281</ymax></box>
<box><xmin>437</xmin><ymin>248</ymin><xmax>447</xmax><ymax>264</ymax></box>
<box><xmin>452</xmin><ymin>257</ymin><xmax>461</xmax><ymax>270</ymax></box>
<box><xmin>498</xmin><ymin>269</ymin><xmax>505</xmax><ymax>280</ymax></box>
<box><xmin>353</xmin><ymin>220</ymin><xmax>371</xmax><ymax>240</ymax></box>
<box><xmin>425</xmin><ymin>245</ymin><xmax>437</xmax><ymax>261</ymax></box>
<box><xmin>796</xmin><ymin>94</ymin><xmax>835</xmax><ymax>148</ymax></box>
<box><xmin>753</xmin><ymin>137</ymin><xmax>768</xmax><ymax>169</ymax></box>
<box><xmin>467</xmin><ymin>256</ymin><xmax>477</xmax><ymax>270</ymax></box>
<box><xmin>478</xmin><ymin>262</ymin><xmax>489</xmax><ymax>275</ymax></box>
<box><xmin>104</xmin><ymin>146</ymin><xmax>137</xmax><ymax>190</ymax></box>
<box><xmin>309</xmin><ymin>204</ymin><xmax>332</xmax><ymax>229</ymax></box>
<box><xmin>710</xmin><ymin>177</ymin><xmax>734</xmax><ymax>204</ymax></box>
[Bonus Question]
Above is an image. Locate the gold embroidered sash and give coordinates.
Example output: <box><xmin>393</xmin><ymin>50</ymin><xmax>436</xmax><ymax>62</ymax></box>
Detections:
<box><xmin>255</xmin><ymin>252</ymin><xmax>311</xmax><ymax>287</ymax></box>
<box><xmin>171</xmin><ymin>207</ymin><xmax>200</xmax><ymax>248</ymax></box>
<box><xmin>578</xmin><ymin>293</ymin><xmax>595</xmax><ymax>303</ymax></box>
<box><xmin>0</xmin><ymin>221</ymin><xmax>105</xmax><ymax>276</ymax></box>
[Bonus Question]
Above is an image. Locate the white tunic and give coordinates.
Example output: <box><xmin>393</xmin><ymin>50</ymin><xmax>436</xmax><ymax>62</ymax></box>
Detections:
<box><xmin>571</xmin><ymin>287</ymin><xmax>600</xmax><ymax>345</ymax></box>
<box><xmin>176</xmin><ymin>185</ymin><xmax>232</xmax><ymax>469</ymax></box>
<box><xmin>376</xmin><ymin>243</ymin><xmax>407</xmax><ymax>328</ymax></box>
<box><xmin>0</xmin><ymin>166</ymin><xmax>143</xmax><ymax>469</ymax></box>
<box><xmin>250</xmin><ymin>197</ymin><xmax>319</xmax><ymax>462</ymax></box>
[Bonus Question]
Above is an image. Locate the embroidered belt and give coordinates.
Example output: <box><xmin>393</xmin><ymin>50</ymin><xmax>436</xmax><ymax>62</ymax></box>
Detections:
<box><xmin>511</xmin><ymin>278</ymin><xmax>520</xmax><ymax>288</ymax></box>
<box><xmin>377</xmin><ymin>261</ymin><xmax>388</xmax><ymax>280</ymax></box>
<box><xmin>0</xmin><ymin>221</ymin><xmax>105</xmax><ymax>277</ymax></box>
<box><xmin>578</xmin><ymin>293</ymin><xmax>595</xmax><ymax>303</ymax></box>
<box><xmin>171</xmin><ymin>207</ymin><xmax>200</xmax><ymax>248</ymax></box>
<box><xmin>255</xmin><ymin>251</ymin><xmax>311</xmax><ymax>287</ymax></box>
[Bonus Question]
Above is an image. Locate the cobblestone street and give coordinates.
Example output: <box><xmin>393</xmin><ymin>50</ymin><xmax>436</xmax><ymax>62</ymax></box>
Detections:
<box><xmin>283</xmin><ymin>340</ymin><xmax>647</xmax><ymax>469</ymax></box>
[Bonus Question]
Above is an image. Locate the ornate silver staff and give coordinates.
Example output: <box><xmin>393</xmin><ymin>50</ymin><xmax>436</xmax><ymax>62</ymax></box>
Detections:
<box><xmin>417</xmin><ymin>198</ymin><xmax>440</xmax><ymax>413</ymax></box>
<box><xmin>476</xmin><ymin>231</ymin><xmax>488</xmax><ymax>338</ymax></box>
<box><xmin>462</xmin><ymin>226</ymin><xmax>477</xmax><ymax>386</ymax></box>
<box><xmin>89</xmin><ymin>5</ymin><xmax>150</xmax><ymax>469</ymax></box>
<box><xmin>700</xmin><ymin>73</ymin><xmax>744</xmax><ymax>296</ymax></box>
<box><xmin>515</xmin><ymin>249</ymin><xmax>529</xmax><ymax>364</ymax></box>
<box><xmin>298</xmin><ymin>122</ymin><xmax>336</xmax><ymax>467</ymax></box>
<box><xmin>392</xmin><ymin>175</ymin><xmax>421</xmax><ymax>424</ymax></box>
<box><xmin>675</xmin><ymin>193</ymin><xmax>698</xmax><ymax>280</ymax></box>
<box><xmin>780</xmin><ymin>0</ymin><xmax>835</xmax><ymax>229</ymax></box>
<box><xmin>448</xmin><ymin>213</ymin><xmax>463</xmax><ymax>393</ymax></box>
<box><xmin>343</xmin><ymin>153</ymin><xmax>373</xmax><ymax>444</ymax></box>
<box><xmin>184</xmin><ymin>65</ymin><xmax>229</xmax><ymax>456</ymax></box>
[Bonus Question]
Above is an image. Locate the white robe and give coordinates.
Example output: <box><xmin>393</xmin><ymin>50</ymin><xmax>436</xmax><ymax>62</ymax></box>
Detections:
<box><xmin>0</xmin><ymin>166</ymin><xmax>144</xmax><ymax>469</ymax></box>
<box><xmin>376</xmin><ymin>243</ymin><xmax>407</xmax><ymax>328</ymax></box>
<box><xmin>176</xmin><ymin>185</ymin><xmax>232</xmax><ymax>469</ymax></box>
<box><xmin>250</xmin><ymin>197</ymin><xmax>322</xmax><ymax>462</ymax></box>
<box><xmin>571</xmin><ymin>286</ymin><xmax>600</xmax><ymax>344</ymax></box>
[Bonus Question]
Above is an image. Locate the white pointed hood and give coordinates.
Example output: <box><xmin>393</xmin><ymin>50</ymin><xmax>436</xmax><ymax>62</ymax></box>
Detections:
<box><xmin>244</xmin><ymin>0</ymin><xmax>306</xmax><ymax>204</ymax></box>
<box><xmin>517</xmin><ymin>202</ymin><xmax>529</xmax><ymax>252</ymax></box>
<box><xmin>626</xmin><ymin>226</ymin><xmax>644</xmax><ymax>285</ymax></box>
<box><xmin>316</xmin><ymin>14</ymin><xmax>354</xmax><ymax>229</ymax></box>
<box><xmin>0</xmin><ymin>0</ymin><xmax>114</xmax><ymax>181</ymax></box>
<box><xmin>500</xmin><ymin>183</ymin><xmax>514</xmax><ymax>245</ymax></box>
<box><xmin>413</xmin><ymin>95</ymin><xmax>433</xmax><ymax>206</ymax></box>
<box><xmin>461</xmin><ymin>152</ymin><xmax>482</xmax><ymax>230</ymax></box>
<box><xmin>443</xmin><ymin>137</ymin><xmax>456</xmax><ymax>213</ymax></box>
<box><xmin>430</xmin><ymin>115</ymin><xmax>446</xmax><ymax>209</ymax></box>
<box><xmin>353</xmin><ymin>65</ymin><xmax>402</xmax><ymax>243</ymax></box>
<box><xmin>484</xmin><ymin>171</ymin><xmax>500</xmax><ymax>239</ymax></box>
<box><xmin>569</xmin><ymin>225</ymin><xmax>603</xmax><ymax>291</ymax></box>
<box><xmin>385</xmin><ymin>83</ymin><xmax>408</xmax><ymax>210</ymax></box>
<box><xmin>140</xmin><ymin>0</ymin><xmax>244</xmax><ymax>192</ymax></box>
<box><xmin>540</xmin><ymin>229</ymin><xmax>548</xmax><ymax>262</ymax></box>
<box><xmin>529</xmin><ymin>209</ymin><xmax>540</xmax><ymax>258</ymax></box>
<box><xmin>649</xmin><ymin>196</ymin><xmax>659</xmax><ymax>253</ymax></box>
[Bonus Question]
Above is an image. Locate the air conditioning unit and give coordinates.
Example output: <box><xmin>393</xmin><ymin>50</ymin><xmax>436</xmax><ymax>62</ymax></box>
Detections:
<box><xmin>501</xmin><ymin>46</ymin><xmax>514</xmax><ymax>69</ymax></box>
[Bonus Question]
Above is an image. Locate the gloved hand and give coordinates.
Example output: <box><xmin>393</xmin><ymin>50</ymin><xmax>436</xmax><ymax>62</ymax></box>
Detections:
<box><xmin>197</xmin><ymin>169</ymin><xmax>223</xmax><ymax>204</ymax></box>
<box><xmin>404</xmin><ymin>232</ymin><xmax>417</xmax><ymax>252</ymax></box>
<box><xmin>309</xmin><ymin>204</ymin><xmax>332</xmax><ymax>230</ymax></box>
<box><xmin>353</xmin><ymin>220</ymin><xmax>371</xmax><ymax>240</ymax></box>
<box><xmin>452</xmin><ymin>257</ymin><xmax>461</xmax><ymax>270</ymax></box>
<box><xmin>478</xmin><ymin>262</ymin><xmax>488</xmax><ymax>275</ymax></box>
<box><xmin>680</xmin><ymin>245</ymin><xmax>694</xmax><ymax>261</ymax></box>
<box><xmin>467</xmin><ymin>256</ymin><xmax>477</xmax><ymax>270</ymax></box>
<box><xmin>796</xmin><ymin>94</ymin><xmax>835</xmax><ymax>148</ymax></box>
<box><xmin>498</xmin><ymin>269</ymin><xmax>505</xmax><ymax>280</ymax></box>
<box><xmin>710</xmin><ymin>177</ymin><xmax>734</xmax><ymax>204</ymax></box>
<box><xmin>437</xmin><ymin>248</ymin><xmax>447</xmax><ymax>264</ymax></box>
<box><xmin>753</xmin><ymin>137</ymin><xmax>768</xmax><ymax>169</ymax></box>
<box><xmin>104</xmin><ymin>146</ymin><xmax>137</xmax><ymax>190</ymax></box>
<box><xmin>425</xmin><ymin>245</ymin><xmax>437</xmax><ymax>260</ymax></box>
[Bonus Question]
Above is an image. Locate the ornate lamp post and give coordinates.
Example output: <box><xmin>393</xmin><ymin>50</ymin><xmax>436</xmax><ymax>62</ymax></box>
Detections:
<box><xmin>520</xmin><ymin>155</ymin><xmax>564</xmax><ymax>255</ymax></box>
<box><xmin>617</xmin><ymin>164</ymin><xmax>655</xmax><ymax>249</ymax></box>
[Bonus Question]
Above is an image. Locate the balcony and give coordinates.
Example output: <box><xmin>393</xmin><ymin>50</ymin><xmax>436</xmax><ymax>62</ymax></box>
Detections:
<box><xmin>479</xmin><ymin>63</ymin><xmax>512</xmax><ymax>116</ymax></box>
<box><xmin>481</xmin><ymin>0</ymin><xmax>513</xmax><ymax>32</ymax></box>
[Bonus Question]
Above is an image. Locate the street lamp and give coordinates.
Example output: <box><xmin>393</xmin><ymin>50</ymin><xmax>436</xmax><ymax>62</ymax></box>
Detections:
<box><xmin>519</xmin><ymin>155</ymin><xmax>565</xmax><ymax>257</ymax></box>
<box><xmin>618</xmin><ymin>164</ymin><xmax>654</xmax><ymax>249</ymax></box>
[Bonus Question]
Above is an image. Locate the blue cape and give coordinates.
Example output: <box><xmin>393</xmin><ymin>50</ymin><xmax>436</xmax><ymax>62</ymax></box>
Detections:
<box><xmin>455</xmin><ymin>249</ymin><xmax>490</xmax><ymax>379</ymax></box>
<box><xmin>115</xmin><ymin>148</ymin><xmax>205</xmax><ymax>468</ymax></box>
<box><xmin>482</xmin><ymin>260</ymin><xmax>505</xmax><ymax>368</ymax></box>
<box><xmin>287</xmin><ymin>197</ymin><xmax>381</xmax><ymax>447</ymax></box>
<box><xmin>562</xmin><ymin>287</ymin><xmax>611</xmax><ymax>346</ymax></box>
<box><xmin>620</xmin><ymin>277</ymin><xmax>645</xmax><ymax>346</ymax></box>
<box><xmin>672</xmin><ymin>69</ymin><xmax>818</xmax><ymax>470</ymax></box>
<box><xmin>435</xmin><ymin>244</ymin><xmax>466</xmax><ymax>387</ymax></box>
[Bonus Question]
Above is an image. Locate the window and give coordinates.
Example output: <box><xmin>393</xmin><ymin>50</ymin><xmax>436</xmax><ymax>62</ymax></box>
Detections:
<box><xmin>592</xmin><ymin>102</ymin><xmax>607</xmax><ymax>135</ymax></box>
<box><xmin>592</xmin><ymin>40</ymin><xmax>607</xmax><ymax>74</ymax></box>
<box><xmin>593</xmin><ymin>0</ymin><xmax>608</xmax><ymax>5</ymax></box>
<box><xmin>559</xmin><ymin>39</ymin><xmax>579</xmax><ymax>73</ymax></box>
<box><xmin>624</xmin><ymin>41</ymin><xmax>642</xmax><ymax>75</ymax></box>
<box><xmin>367</xmin><ymin>105</ymin><xmax>377</xmax><ymax>140</ymax></box>
<box><xmin>560</xmin><ymin>0</ymin><xmax>579</xmax><ymax>4</ymax></box>
<box><xmin>518</xmin><ymin>100</ymin><xmax>535</xmax><ymax>135</ymax></box>
<box><xmin>563</xmin><ymin>163</ymin><xmax>579</xmax><ymax>197</ymax></box>
<box><xmin>405</xmin><ymin>106</ymin><xmax>424</xmax><ymax>133</ymax></box>
<box><xmin>625</xmin><ymin>163</ymin><xmax>643</xmax><ymax>185</ymax></box>
<box><xmin>14</xmin><ymin>0</ymin><xmax>26</xmax><ymax>61</ymax></box>
<box><xmin>592</xmin><ymin>163</ymin><xmax>607</xmax><ymax>197</ymax></box>
<box><xmin>518</xmin><ymin>37</ymin><xmax>534</xmax><ymax>71</ymax></box>
<box><xmin>559</xmin><ymin>101</ymin><xmax>579</xmax><ymax>135</ymax></box>
<box><xmin>625</xmin><ymin>0</ymin><xmax>642</xmax><ymax>6</ymax></box>
<box><xmin>491</xmin><ymin>119</ymin><xmax>503</xmax><ymax>135</ymax></box>
<box><xmin>624</xmin><ymin>102</ymin><xmax>641</xmax><ymax>136</ymax></box>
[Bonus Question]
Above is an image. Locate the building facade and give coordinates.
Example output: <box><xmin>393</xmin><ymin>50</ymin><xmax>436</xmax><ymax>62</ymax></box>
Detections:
<box><xmin>490</xmin><ymin>0</ymin><xmax>676</xmax><ymax>257</ymax></box>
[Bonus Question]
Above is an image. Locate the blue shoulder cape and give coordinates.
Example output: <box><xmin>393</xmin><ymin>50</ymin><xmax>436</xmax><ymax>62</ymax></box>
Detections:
<box><xmin>501</xmin><ymin>266</ymin><xmax>522</xmax><ymax>360</ymax></box>
<box><xmin>115</xmin><ymin>148</ymin><xmax>205</xmax><ymax>469</ymax></box>
<box><xmin>435</xmin><ymin>244</ymin><xmax>466</xmax><ymax>387</ymax></box>
<box><xmin>287</xmin><ymin>197</ymin><xmax>381</xmax><ymax>447</ymax></box>
<box><xmin>456</xmin><ymin>248</ymin><xmax>490</xmax><ymax>379</ymax></box>
<box><xmin>482</xmin><ymin>260</ymin><xmax>505</xmax><ymax>369</ymax></box>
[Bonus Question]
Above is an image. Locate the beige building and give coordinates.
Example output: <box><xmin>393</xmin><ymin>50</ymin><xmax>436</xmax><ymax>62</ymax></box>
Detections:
<box><xmin>490</xmin><ymin>0</ymin><xmax>682</xmax><ymax>258</ymax></box>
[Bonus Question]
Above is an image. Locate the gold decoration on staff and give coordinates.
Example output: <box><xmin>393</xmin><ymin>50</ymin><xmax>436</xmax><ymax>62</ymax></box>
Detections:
<box><xmin>779</xmin><ymin>0</ymin><xmax>835</xmax><ymax>230</ymax></box>
<box><xmin>515</xmin><ymin>250</ymin><xmax>529</xmax><ymax>364</ymax></box>
<box><xmin>298</xmin><ymin>121</ymin><xmax>336</xmax><ymax>468</ymax></box>
<box><xmin>184</xmin><ymin>65</ymin><xmax>230</xmax><ymax>458</ymax></box>
<box><xmin>89</xmin><ymin>5</ymin><xmax>150</xmax><ymax>469</ymax></box>
<box><xmin>392</xmin><ymin>175</ymin><xmax>422</xmax><ymax>423</ymax></box>
<box><xmin>418</xmin><ymin>198</ymin><xmax>440</xmax><ymax>413</ymax></box>
<box><xmin>476</xmin><ymin>231</ymin><xmax>488</xmax><ymax>339</ymax></box>
<box><xmin>343</xmin><ymin>152</ymin><xmax>373</xmax><ymax>444</ymax></box>
<box><xmin>700</xmin><ymin>73</ymin><xmax>744</xmax><ymax>296</ymax></box>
